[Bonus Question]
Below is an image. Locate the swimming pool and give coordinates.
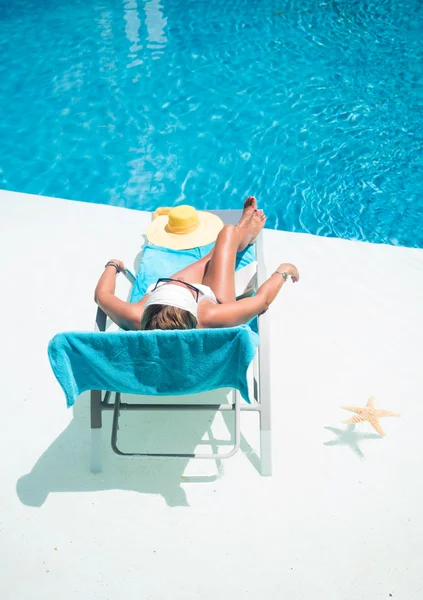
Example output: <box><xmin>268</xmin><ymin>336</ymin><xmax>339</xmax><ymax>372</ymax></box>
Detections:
<box><xmin>0</xmin><ymin>0</ymin><xmax>422</xmax><ymax>247</ymax></box>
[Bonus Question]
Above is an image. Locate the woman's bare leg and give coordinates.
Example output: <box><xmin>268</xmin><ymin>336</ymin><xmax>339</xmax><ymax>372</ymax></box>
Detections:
<box><xmin>169</xmin><ymin>196</ymin><xmax>259</xmax><ymax>285</ymax></box>
<box><xmin>168</xmin><ymin>250</ymin><xmax>213</xmax><ymax>284</ymax></box>
<box><xmin>202</xmin><ymin>207</ymin><xmax>266</xmax><ymax>304</ymax></box>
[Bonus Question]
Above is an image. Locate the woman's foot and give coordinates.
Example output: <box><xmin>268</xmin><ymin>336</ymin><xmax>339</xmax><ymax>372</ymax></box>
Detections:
<box><xmin>237</xmin><ymin>196</ymin><xmax>257</xmax><ymax>227</ymax></box>
<box><xmin>238</xmin><ymin>209</ymin><xmax>266</xmax><ymax>250</ymax></box>
<box><xmin>248</xmin><ymin>209</ymin><xmax>266</xmax><ymax>245</ymax></box>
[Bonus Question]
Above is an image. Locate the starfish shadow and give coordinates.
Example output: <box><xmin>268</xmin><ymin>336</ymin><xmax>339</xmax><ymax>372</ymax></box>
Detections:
<box><xmin>323</xmin><ymin>424</ymin><xmax>382</xmax><ymax>459</ymax></box>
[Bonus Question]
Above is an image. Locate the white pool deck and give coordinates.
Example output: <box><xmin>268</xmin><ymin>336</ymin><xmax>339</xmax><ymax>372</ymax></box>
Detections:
<box><xmin>1</xmin><ymin>189</ymin><xmax>423</xmax><ymax>599</ymax></box>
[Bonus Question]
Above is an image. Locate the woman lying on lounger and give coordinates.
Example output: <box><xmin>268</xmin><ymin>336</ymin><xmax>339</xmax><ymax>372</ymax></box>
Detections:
<box><xmin>94</xmin><ymin>197</ymin><xmax>299</xmax><ymax>331</ymax></box>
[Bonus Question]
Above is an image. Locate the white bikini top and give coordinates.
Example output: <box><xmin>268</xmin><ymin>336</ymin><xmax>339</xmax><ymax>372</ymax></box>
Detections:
<box><xmin>145</xmin><ymin>282</ymin><xmax>217</xmax><ymax>319</ymax></box>
<box><xmin>191</xmin><ymin>283</ymin><xmax>217</xmax><ymax>304</ymax></box>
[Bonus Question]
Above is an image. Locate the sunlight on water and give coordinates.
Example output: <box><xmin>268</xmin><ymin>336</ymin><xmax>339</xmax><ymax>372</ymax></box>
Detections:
<box><xmin>0</xmin><ymin>0</ymin><xmax>422</xmax><ymax>247</ymax></box>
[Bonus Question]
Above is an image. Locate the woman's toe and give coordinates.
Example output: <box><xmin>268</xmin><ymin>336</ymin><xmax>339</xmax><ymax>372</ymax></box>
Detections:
<box><xmin>245</xmin><ymin>196</ymin><xmax>257</xmax><ymax>210</ymax></box>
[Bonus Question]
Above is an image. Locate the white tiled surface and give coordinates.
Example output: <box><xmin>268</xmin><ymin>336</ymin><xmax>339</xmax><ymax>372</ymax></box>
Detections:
<box><xmin>1</xmin><ymin>189</ymin><xmax>423</xmax><ymax>600</ymax></box>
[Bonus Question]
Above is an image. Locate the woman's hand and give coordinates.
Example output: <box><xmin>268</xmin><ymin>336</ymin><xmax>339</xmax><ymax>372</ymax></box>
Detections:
<box><xmin>105</xmin><ymin>259</ymin><xmax>126</xmax><ymax>273</ymax></box>
<box><xmin>277</xmin><ymin>263</ymin><xmax>299</xmax><ymax>283</ymax></box>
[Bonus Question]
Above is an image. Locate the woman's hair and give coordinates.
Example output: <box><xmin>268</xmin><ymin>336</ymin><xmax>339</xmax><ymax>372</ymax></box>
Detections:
<box><xmin>141</xmin><ymin>304</ymin><xmax>197</xmax><ymax>331</ymax></box>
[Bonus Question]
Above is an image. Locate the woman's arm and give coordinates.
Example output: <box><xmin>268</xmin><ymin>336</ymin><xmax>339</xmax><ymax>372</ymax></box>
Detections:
<box><xmin>94</xmin><ymin>260</ymin><xmax>146</xmax><ymax>330</ymax></box>
<box><xmin>199</xmin><ymin>263</ymin><xmax>299</xmax><ymax>328</ymax></box>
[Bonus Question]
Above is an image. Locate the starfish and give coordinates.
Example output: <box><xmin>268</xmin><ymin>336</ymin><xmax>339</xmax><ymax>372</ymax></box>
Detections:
<box><xmin>341</xmin><ymin>396</ymin><xmax>400</xmax><ymax>437</ymax></box>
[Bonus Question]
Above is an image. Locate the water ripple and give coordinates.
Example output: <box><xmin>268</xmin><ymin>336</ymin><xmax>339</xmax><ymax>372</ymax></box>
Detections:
<box><xmin>0</xmin><ymin>0</ymin><xmax>422</xmax><ymax>246</ymax></box>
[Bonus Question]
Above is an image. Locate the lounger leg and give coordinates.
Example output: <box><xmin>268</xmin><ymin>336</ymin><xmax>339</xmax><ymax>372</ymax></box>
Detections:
<box><xmin>258</xmin><ymin>363</ymin><xmax>273</xmax><ymax>476</ymax></box>
<box><xmin>259</xmin><ymin>359</ymin><xmax>272</xmax><ymax>476</ymax></box>
<box><xmin>260</xmin><ymin>424</ymin><xmax>272</xmax><ymax>476</ymax></box>
<box><xmin>90</xmin><ymin>390</ymin><xmax>102</xmax><ymax>473</ymax></box>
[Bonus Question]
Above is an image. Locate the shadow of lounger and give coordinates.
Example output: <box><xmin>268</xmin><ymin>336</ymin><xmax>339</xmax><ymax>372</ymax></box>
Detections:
<box><xmin>17</xmin><ymin>389</ymin><xmax>240</xmax><ymax>508</ymax></box>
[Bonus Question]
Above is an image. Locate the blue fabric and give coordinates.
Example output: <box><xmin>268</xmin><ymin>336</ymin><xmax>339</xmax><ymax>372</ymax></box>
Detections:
<box><xmin>48</xmin><ymin>326</ymin><xmax>259</xmax><ymax>408</ymax></box>
<box><xmin>48</xmin><ymin>243</ymin><xmax>259</xmax><ymax>408</ymax></box>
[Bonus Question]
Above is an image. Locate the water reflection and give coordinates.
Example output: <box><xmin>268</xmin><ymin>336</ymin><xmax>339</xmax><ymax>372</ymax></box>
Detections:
<box><xmin>143</xmin><ymin>0</ymin><xmax>168</xmax><ymax>60</ymax></box>
<box><xmin>123</xmin><ymin>0</ymin><xmax>143</xmax><ymax>69</ymax></box>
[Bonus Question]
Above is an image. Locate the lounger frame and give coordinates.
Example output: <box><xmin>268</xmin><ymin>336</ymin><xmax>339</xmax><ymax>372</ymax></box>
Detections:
<box><xmin>90</xmin><ymin>210</ymin><xmax>272</xmax><ymax>475</ymax></box>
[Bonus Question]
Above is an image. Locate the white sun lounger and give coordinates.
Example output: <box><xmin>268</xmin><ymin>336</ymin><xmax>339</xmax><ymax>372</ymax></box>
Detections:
<box><xmin>90</xmin><ymin>210</ymin><xmax>272</xmax><ymax>475</ymax></box>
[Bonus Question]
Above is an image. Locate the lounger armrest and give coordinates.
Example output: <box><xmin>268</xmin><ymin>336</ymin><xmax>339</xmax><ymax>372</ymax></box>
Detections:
<box><xmin>124</xmin><ymin>270</ymin><xmax>136</xmax><ymax>285</ymax></box>
<box><xmin>94</xmin><ymin>307</ymin><xmax>107</xmax><ymax>332</ymax></box>
<box><xmin>235</xmin><ymin>261</ymin><xmax>257</xmax><ymax>300</ymax></box>
<box><xmin>256</xmin><ymin>232</ymin><xmax>267</xmax><ymax>319</ymax></box>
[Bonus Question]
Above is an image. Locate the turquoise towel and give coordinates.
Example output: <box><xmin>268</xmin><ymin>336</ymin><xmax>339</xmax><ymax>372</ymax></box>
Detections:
<box><xmin>48</xmin><ymin>326</ymin><xmax>259</xmax><ymax>408</ymax></box>
<box><xmin>48</xmin><ymin>243</ymin><xmax>259</xmax><ymax>408</ymax></box>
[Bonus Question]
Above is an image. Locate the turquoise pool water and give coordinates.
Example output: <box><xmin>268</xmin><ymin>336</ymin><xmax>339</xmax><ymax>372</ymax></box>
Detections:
<box><xmin>0</xmin><ymin>0</ymin><xmax>422</xmax><ymax>247</ymax></box>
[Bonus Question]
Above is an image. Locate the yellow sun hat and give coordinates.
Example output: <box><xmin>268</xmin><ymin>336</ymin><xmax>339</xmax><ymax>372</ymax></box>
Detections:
<box><xmin>146</xmin><ymin>205</ymin><xmax>224</xmax><ymax>250</ymax></box>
